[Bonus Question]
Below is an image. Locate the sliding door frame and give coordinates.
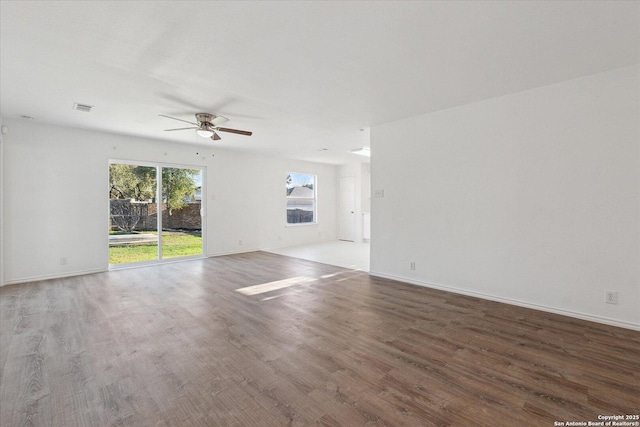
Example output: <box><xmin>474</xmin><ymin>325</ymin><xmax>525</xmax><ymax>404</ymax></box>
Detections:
<box><xmin>108</xmin><ymin>158</ymin><xmax>206</xmax><ymax>269</ymax></box>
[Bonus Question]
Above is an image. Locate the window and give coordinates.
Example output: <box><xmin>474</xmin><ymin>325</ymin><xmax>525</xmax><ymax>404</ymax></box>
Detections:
<box><xmin>286</xmin><ymin>172</ymin><xmax>316</xmax><ymax>224</ymax></box>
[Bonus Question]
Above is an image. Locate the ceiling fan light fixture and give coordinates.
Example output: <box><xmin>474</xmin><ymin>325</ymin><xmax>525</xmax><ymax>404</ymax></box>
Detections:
<box><xmin>161</xmin><ymin>113</ymin><xmax>252</xmax><ymax>141</ymax></box>
<box><xmin>196</xmin><ymin>127</ymin><xmax>214</xmax><ymax>138</ymax></box>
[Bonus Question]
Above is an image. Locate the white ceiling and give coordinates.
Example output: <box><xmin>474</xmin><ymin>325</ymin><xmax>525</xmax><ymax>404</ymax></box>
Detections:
<box><xmin>1</xmin><ymin>1</ymin><xmax>638</xmax><ymax>165</ymax></box>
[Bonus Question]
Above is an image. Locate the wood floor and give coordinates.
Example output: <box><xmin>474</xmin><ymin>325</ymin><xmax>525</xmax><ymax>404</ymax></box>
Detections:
<box><xmin>1</xmin><ymin>252</ymin><xmax>638</xmax><ymax>426</ymax></box>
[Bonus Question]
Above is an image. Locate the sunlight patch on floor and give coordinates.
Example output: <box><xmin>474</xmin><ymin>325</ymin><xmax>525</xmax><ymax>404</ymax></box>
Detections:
<box><xmin>235</xmin><ymin>276</ymin><xmax>317</xmax><ymax>296</ymax></box>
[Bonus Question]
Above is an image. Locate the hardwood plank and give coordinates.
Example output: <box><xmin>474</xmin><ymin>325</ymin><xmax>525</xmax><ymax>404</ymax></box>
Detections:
<box><xmin>1</xmin><ymin>251</ymin><xmax>638</xmax><ymax>426</ymax></box>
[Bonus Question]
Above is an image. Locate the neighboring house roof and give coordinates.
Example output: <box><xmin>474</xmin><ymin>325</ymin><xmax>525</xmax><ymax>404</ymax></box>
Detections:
<box><xmin>288</xmin><ymin>186</ymin><xmax>314</xmax><ymax>198</ymax></box>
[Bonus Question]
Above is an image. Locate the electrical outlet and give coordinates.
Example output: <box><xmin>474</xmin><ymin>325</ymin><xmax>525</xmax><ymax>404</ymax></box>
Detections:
<box><xmin>410</xmin><ymin>261</ymin><xmax>416</xmax><ymax>271</ymax></box>
<box><xmin>605</xmin><ymin>290</ymin><xmax>618</xmax><ymax>305</ymax></box>
<box><xmin>374</xmin><ymin>189</ymin><xmax>385</xmax><ymax>198</ymax></box>
<box><xmin>238</xmin><ymin>240</ymin><xmax>243</xmax><ymax>246</ymax></box>
<box><xmin>60</xmin><ymin>257</ymin><xmax>67</xmax><ymax>265</ymax></box>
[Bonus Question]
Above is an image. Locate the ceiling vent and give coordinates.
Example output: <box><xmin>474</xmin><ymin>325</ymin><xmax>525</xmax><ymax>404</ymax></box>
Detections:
<box><xmin>73</xmin><ymin>102</ymin><xmax>93</xmax><ymax>112</ymax></box>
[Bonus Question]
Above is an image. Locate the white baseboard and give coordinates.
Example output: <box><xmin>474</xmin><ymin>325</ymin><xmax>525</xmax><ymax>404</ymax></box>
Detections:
<box><xmin>369</xmin><ymin>271</ymin><xmax>640</xmax><ymax>331</ymax></box>
<box><xmin>2</xmin><ymin>268</ymin><xmax>107</xmax><ymax>287</ymax></box>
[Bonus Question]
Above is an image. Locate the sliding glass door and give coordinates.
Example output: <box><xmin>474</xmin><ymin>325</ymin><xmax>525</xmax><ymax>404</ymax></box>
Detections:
<box><xmin>108</xmin><ymin>162</ymin><xmax>203</xmax><ymax>266</ymax></box>
<box><xmin>161</xmin><ymin>167</ymin><xmax>203</xmax><ymax>259</ymax></box>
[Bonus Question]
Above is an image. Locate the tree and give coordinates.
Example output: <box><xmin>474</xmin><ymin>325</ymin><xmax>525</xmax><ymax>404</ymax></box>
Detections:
<box><xmin>110</xmin><ymin>199</ymin><xmax>147</xmax><ymax>232</ymax></box>
<box><xmin>286</xmin><ymin>174</ymin><xmax>293</xmax><ymax>196</ymax></box>
<box><xmin>109</xmin><ymin>165</ymin><xmax>199</xmax><ymax>231</ymax></box>
<box><xmin>162</xmin><ymin>168</ymin><xmax>199</xmax><ymax>215</ymax></box>
<box><xmin>109</xmin><ymin>164</ymin><xmax>156</xmax><ymax>201</ymax></box>
<box><xmin>109</xmin><ymin>165</ymin><xmax>198</xmax><ymax>208</ymax></box>
<box><xmin>109</xmin><ymin>164</ymin><xmax>156</xmax><ymax>232</ymax></box>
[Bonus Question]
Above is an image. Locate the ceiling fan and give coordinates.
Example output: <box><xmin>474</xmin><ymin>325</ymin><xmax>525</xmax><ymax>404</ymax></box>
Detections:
<box><xmin>160</xmin><ymin>113</ymin><xmax>252</xmax><ymax>141</ymax></box>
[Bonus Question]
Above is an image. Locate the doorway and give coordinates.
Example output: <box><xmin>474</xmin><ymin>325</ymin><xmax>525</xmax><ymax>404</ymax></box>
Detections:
<box><xmin>338</xmin><ymin>175</ymin><xmax>356</xmax><ymax>241</ymax></box>
<box><xmin>108</xmin><ymin>161</ymin><xmax>204</xmax><ymax>266</ymax></box>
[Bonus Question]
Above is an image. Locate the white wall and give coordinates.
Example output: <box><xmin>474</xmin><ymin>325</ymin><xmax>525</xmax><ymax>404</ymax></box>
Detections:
<box><xmin>1</xmin><ymin>119</ymin><xmax>336</xmax><ymax>284</ymax></box>
<box><xmin>370</xmin><ymin>65</ymin><xmax>640</xmax><ymax>330</ymax></box>
<box><xmin>0</xmin><ymin>119</ymin><xmax>4</xmax><ymax>286</ymax></box>
<box><xmin>207</xmin><ymin>149</ymin><xmax>336</xmax><ymax>255</ymax></box>
<box><xmin>361</xmin><ymin>163</ymin><xmax>371</xmax><ymax>216</ymax></box>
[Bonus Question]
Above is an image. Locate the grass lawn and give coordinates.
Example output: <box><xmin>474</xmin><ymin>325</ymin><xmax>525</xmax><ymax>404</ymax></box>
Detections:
<box><xmin>109</xmin><ymin>231</ymin><xmax>202</xmax><ymax>264</ymax></box>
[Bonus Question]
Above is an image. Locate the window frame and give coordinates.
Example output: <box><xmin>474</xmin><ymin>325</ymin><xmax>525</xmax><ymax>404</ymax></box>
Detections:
<box><xmin>285</xmin><ymin>172</ymin><xmax>317</xmax><ymax>226</ymax></box>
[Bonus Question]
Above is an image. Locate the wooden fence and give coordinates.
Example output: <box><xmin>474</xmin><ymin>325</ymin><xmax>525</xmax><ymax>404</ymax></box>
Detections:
<box><xmin>110</xmin><ymin>200</ymin><xmax>202</xmax><ymax>231</ymax></box>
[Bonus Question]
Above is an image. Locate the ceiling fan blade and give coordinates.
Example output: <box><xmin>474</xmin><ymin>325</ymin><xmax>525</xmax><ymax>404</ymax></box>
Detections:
<box><xmin>211</xmin><ymin>116</ymin><xmax>229</xmax><ymax>126</ymax></box>
<box><xmin>216</xmin><ymin>127</ymin><xmax>252</xmax><ymax>136</ymax></box>
<box><xmin>164</xmin><ymin>127</ymin><xmax>198</xmax><ymax>131</ymax></box>
<box><xmin>211</xmin><ymin>132</ymin><xmax>221</xmax><ymax>141</ymax></box>
<box><xmin>159</xmin><ymin>114</ymin><xmax>198</xmax><ymax>126</ymax></box>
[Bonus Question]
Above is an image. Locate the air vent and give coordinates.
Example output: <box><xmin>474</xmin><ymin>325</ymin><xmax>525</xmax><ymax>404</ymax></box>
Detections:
<box><xmin>73</xmin><ymin>103</ymin><xmax>93</xmax><ymax>112</ymax></box>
